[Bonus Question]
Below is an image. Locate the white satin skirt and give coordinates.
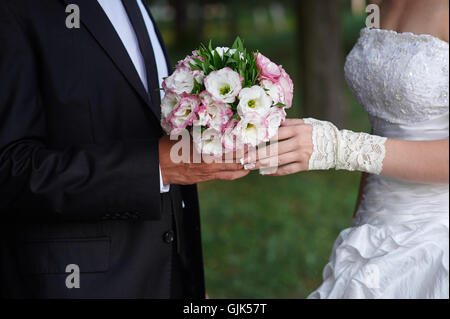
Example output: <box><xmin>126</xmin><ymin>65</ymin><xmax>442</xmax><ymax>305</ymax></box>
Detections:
<box><xmin>308</xmin><ymin>174</ymin><xmax>449</xmax><ymax>299</ymax></box>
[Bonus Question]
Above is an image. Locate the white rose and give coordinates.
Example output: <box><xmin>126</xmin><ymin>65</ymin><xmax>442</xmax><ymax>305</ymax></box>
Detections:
<box><xmin>237</xmin><ymin>85</ymin><xmax>272</xmax><ymax>117</ymax></box>
<box><xmin>204</xmin><ymin>67</ymin><xmax>243</xmax><ymax>104</ymax></box>
<box><xmin>233</xmin><ymin>113</ymin><xmax>268</xmax><ymax>147</ymax></box>
<box><xmin>162</xmin><ymin>67</ymin><xmax>195</xmax><ymax>95</ymax></box>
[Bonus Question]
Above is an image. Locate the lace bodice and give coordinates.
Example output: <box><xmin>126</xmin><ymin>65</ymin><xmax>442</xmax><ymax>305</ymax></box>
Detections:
<box><xmin>345</xmin><ymin>28</ymin><xmax>449</xmax><ymax>127</ymax></box>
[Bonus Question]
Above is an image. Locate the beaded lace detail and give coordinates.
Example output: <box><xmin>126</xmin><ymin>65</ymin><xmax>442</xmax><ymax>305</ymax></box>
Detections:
<box><xmin>344</xmin><ymin>28</ymin><xmax>449</xmax><ymax>125</ymax></box>
<box><xmin>304</xmin><ymin>118</ymin><xmax>387</xmax><ymax>174</ymax></box>
<box><xmin>336</xmin><ymin>130</ymin><xmax>386</xmax><ymax>174</ymax></box>
<box><xmin>304</xmin><ymin>118</ymin><xmax>338</xmax><ymax>170</ymax></box>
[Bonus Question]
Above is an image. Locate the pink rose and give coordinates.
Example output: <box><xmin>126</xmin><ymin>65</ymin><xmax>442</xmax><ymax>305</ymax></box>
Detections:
<box><xmin>278</xmin><ymin>67</ymin><xmax>294</xmax><ymax>108</ymax></box>
<box><xmin>255</xmin><ymin>53</ymin><xmax>281</xmax><ymax>82</ymax></box>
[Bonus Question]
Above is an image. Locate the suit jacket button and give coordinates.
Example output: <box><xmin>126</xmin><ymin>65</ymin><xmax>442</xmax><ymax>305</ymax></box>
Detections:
<box><xmin>163</xmin><ymin>231</ymin><xmax>174</xmax><ymax>244</ymax></box>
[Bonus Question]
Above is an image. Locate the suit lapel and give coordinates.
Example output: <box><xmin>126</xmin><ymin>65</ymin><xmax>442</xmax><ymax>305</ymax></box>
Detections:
<box><xmin>61</xmin><ymin>0</ymin><xmax>161</xmax><ymax>121</ymax></box>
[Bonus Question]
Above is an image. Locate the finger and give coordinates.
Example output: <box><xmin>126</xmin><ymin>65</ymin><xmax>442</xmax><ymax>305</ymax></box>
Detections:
<box><xmin>281</xmin><ymin>118</ymin><xmax>304</xmax><ymax>127</ymax></box>
<box><xmin>268</xmin><ymin>126</ymin><xmax>299</xmax><ymax>142</ymax></box>
<box><xmin>196</xmin><ymin>161</ymin><xmax>244</xmax><ymax>171</ymax></box>
<box><xmin>245</xmin><ymin>137</ymin><xmax>299</xmax><ymax>163</ymax></box>
<box><xmin>214</xmin><ymin>162</ymin><xmax>244</xmax><ymax>171</ymax></box>
<box><xmin>251</xmin><ymin>151</ymin><xmax>300</xmax><ymax>170</ymax></box>
<box><xmin>264</xmin><ymin>162</ymin><xmax>306</xmax><ymax>176</ymax></box>
<box><xmin>214</xmin><ymin>169</ymin><xmax>250</xmax><ymax>181</ymax></box>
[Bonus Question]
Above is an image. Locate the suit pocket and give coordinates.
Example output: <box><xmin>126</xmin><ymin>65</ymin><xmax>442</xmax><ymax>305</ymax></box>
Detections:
<box><xmin>17</xmin><ymin>237</ymin><xmax>110</xmax><ymax>275</ymax></box>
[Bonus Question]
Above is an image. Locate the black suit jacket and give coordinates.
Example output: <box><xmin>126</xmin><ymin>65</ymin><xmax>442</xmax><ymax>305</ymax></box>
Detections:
<box><xmin>0</xmin><ymin>0</ymin><xmax>205</xmax><ymax>298</ymax></box>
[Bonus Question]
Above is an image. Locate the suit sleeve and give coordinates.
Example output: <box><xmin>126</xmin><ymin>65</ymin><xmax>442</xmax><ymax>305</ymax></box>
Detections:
<box><xmin>0</xmin><ymin>2</ymin><xmax>162</xmax><ymax>221</ymax></box>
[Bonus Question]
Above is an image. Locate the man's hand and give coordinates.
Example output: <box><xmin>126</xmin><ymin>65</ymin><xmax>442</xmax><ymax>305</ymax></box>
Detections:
<box><xmin>159</xmin><ymin>135</ymin><xmax>249</xmax><ymax>185</ymax></box>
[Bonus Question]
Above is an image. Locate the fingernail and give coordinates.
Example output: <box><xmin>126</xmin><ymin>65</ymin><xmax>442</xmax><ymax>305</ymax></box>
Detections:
<box><xmin>244</xmin><ymin>163</ymin><xmax>256</xmax><ymax>170</ymax></box>
<box><xmin>260</xmin><ymin>167</ymin><xmax>276</xmax><ymax>175</ymax></box>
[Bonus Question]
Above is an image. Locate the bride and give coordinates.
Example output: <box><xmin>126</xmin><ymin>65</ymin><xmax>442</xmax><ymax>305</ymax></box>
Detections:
<box><xmin>247</xmin><ymin>0</ymin><xmax>449</xmax><ymax>298</ymax></box>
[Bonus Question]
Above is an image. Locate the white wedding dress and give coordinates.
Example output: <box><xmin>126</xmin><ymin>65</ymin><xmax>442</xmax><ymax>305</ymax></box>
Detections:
<box><xmin>308</xmin><ymin>28</ymin><xmax>449</xmax><ymax>299</ymax></box>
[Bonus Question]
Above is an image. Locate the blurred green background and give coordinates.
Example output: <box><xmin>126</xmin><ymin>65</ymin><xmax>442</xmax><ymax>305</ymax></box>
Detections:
<box><xmin>149</xmin><ymin>0</ymin><xmax>371</xmax><ymax>298</ymax></box>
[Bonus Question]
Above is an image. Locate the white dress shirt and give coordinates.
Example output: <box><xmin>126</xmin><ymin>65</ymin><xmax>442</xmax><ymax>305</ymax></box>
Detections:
<box><xmin>97</xmin><ymin>0</ymin><xmax>169</xmax><ymax>193</ymax></box>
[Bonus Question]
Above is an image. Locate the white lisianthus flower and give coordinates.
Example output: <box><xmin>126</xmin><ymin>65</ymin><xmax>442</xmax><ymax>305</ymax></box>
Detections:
<box><xmin>213</xmin><ymin>47</ymin><xmax>236</xmax><ymax>58</ymax></box>
<box><xmin>169</xmin><ymin>94</ymin><xmax>199</xmax><ymax>131</ymax></box>
<box><xmin>195</xmin><ymin>92</ymin><xmax>233</xmax><ymax>131</ymax></box>
<box><xmin>161</xmin><ymin>90</ymin><xmax>180</xmax><ymax>119</ymax></box>
<box><xmin>194</xmin><ymin>128</ymin><xmax>223</xmax><ymax>156</ymax></box>
<box><xmin>233</xmin><ymin>113</ymin><xmax>268</xmax><ymax>147</ymax></box>
<box><xmin>193</xmin><ymin>70</ymin><xmax>205</xmax><ymax>85</ymax></box>
<box><xmin>161</xmin><ymin>118</ymin><xmax>173</xmax><ymax>134</ymax></box>
<box><xmin>237</xmin><ymin>85</ymin><xmax>272</xmax><ymax>117</ymax></box>
<box><xmin>204</xmin><ymin>67</ymin><xmax>243</xmax><ymax>104</ymax></box>
<box><xmin>260</xmin><ymin>79</ymin><xmax>283</xmax><ymax>105</ymax></box>
<box><xmin>162</xmin><ymin>67</ymin><xmax>195</xmax><ymax>95</ymax></box>
<box><xmin>176</xmin><ymin>51</ymin><xmax>204</xmax><ymax>69</ymax></box>
<box><xmin>213</xmin><ymin>47</ymin><xmax>245</xmax><ymax>60</ymax></box>
<box><xmin>222</xmin><ymin>119</ymin><xmax>247</xmax><ymax>153</ymax></box>
<box><xmin>265</xmin><ymin>106</ymin><xmax>286</xmax><ymax>140</ymax></box>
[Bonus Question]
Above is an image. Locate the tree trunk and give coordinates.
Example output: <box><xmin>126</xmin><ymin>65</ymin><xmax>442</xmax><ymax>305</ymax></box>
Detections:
<box><xmin>298</xmin><ymin>0</ymin><xmax>346</xmax><ymax>128</ymax></box>
<box><xmin>195</xmin><ymin>0</ymin><xmax>205</xmax><ymax>43</ymax></box>
<box><xmin>173</xmin><ymin>0</ymin><xmax>188</xmax><ymax>48</ymax></box>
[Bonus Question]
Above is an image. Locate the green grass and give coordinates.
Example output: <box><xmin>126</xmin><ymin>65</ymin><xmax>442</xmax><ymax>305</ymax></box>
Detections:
<box><xmin>199</xmin><ymin>163</ymin><xmax>363</xmax><ymax>298</ymax></box>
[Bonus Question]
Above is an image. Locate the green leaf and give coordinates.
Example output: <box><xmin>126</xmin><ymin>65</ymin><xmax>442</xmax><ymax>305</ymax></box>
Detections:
<box><xmin>213</xmin><ymin>49</ymin><xmax>221</xmax><ymax>68</ymax></box>
<box><xmin>231</xmin><ymin>113</ymin><xmax>240</xmax><ymax>120</ymax></box>
<box><xmin>208</xmin><ymin>40</ymin><xmax>213</xmax><ymax>53</ymax></box>
<box><xmin>231</xmin><ymin>36</ymin><xmax>244</xmax><ymax>51</ymax></box>
<box><xmin>189</xmin><ymin>62</ymin><xmax>202</xmax><ymax>71</ymax></box>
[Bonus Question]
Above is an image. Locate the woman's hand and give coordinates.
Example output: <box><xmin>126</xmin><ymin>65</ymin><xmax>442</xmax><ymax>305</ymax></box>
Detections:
<box><xmin>245</xmin><ymin>117</ymin><xmax>449</xmax><ymax>183</ymax></box>
<box><xmin>244</xmin><ymin>119</ymin><xmax>314</xmax><ymax>176</ymax></box>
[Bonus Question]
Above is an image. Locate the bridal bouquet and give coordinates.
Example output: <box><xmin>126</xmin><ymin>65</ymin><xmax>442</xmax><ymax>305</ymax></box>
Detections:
<box><xmin>160</xmin><ymin>37</ymin><xmax>293</xmax><ymax>156</ymax></box>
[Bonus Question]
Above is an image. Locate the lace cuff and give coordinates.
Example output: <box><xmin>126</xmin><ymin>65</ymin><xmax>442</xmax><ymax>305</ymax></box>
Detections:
<box><xmin>303</xmin><ymin>118</ymin><xmax>387</xmax><ymax>174</ymax></box>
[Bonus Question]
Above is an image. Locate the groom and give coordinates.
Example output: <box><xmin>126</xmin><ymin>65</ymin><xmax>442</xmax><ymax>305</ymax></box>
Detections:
<box><xmin>0</xmin><ymin>0</ymin><xmax>246</xmax><ymax>298</ymax></box>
